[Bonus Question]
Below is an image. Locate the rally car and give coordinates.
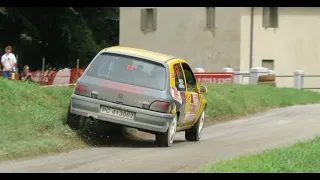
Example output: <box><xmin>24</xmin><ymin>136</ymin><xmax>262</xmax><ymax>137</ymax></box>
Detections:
<box><xmin>67</xmin><ymin>46</ymin><xmax>208</xmax><ymax>147</ymax></box>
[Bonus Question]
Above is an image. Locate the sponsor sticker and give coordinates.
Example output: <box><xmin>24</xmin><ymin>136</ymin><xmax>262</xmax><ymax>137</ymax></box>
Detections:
<box><xmin>191</xmin><ymin>93</ymin><xmax>199</xmax><ymax>105</ymax></box>
<box><xmin>170</xmin><ymin>87</ymin><xmax>182</xmax><ymax>105</ymax></box>
<box><xmin>184</xmin><ymin>112</ymin><xmax>197</xmax><ymax>122</ymax></box>
<box><xmin>189</xmin><ymin>105</ymin><xmax>197</xmax><ymax>112</ymax></box>
<box><xmin>126</xmin><ymin>65</ymin><xmax>134</xmax><ymax>71</ymax></box>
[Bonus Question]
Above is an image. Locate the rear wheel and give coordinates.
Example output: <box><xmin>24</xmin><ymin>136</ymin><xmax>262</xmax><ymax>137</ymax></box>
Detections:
<box><xmin>155</xmin><ymin>115</ymin><xmax>177</xmax><ymax>147</ymax></box>
<box><xmin>85</xmin><ymin>119</ymin><xmax>125</xmax><ymax>138</ymax></box>
<box><xmin>66</xmin><ymin>105</ymin><xmax>84</xmax><ymax>130</ymax></box>
<box><xmin>106</xmin><ymin>123</ymin><xmax>126</xmax><ymax>139</ymax></box>
<box><xmin>185</xmin><ymin>111</ymin><xmax>205</xmax><ymax>141</ymax></box>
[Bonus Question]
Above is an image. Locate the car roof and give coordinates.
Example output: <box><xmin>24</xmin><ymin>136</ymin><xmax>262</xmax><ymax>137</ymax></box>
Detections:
<box><xmin>104</xmin><ymin>46</ymin><xmax>176</xmax><ymax>63</ymax></box>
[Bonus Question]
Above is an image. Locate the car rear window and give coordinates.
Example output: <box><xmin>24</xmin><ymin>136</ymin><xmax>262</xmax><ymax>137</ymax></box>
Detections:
<box><xmin>86</xmin><ymin>53</ymin><xmax>167</xmax><ymax>90</ymax></box>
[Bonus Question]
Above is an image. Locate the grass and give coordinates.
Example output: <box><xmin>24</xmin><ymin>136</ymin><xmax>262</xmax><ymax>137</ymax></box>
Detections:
<box><xmin>204</xmin><ymin>84</ymin><xmax>320</xmax><ymax>122</ymax></box>
<box><xmin>200</xmin><ymin>137</ymin><xmax>320</xmax><ymax>173</ymax></box>
<box><xmin>0</xmin><ymin>79</ymin><xmax>86</xmax><ymax>161</ymax></box>
<box><xmin>2</xmin><ymin>80</ymin><xmax>320</xmax><ymax>161</ymax></box>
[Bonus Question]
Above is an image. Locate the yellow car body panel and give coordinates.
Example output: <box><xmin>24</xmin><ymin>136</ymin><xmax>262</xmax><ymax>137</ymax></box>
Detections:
<box><xmin>167</xmin><ymin>58</ymin><xmax>207</xmax><ymax>129</ymax></box>
<box><xmin>103</xmin><ymin>46</ymin><xmax>207</xmax><ymax>129</ymax></box>
<box><xmin>104</xmin><ymin>46</ymin><xmax>174</xmax><ymax>62</ymax></box>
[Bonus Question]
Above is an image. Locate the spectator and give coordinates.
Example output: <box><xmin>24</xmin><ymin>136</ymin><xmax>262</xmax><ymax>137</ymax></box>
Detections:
<box><xmin>20</xmin><ymin>65</ymin><xmax>32</xmax><ymax>82</ymax></box>
<box><xmin>1</xmin><ymin>46</ymin><xmax>17</xmax><ymax>80</ymax></box>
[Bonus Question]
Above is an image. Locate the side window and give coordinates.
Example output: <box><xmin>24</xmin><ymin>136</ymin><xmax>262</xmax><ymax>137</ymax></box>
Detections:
<box><xmin>181</xmin><ymin>63</ymin><xmax>197</xmax><ymax>92</ymax></box>
<box><xmin>173</xmin><ymin>63</ymin><xmax>186</xmax><ymax>91</ymax></box>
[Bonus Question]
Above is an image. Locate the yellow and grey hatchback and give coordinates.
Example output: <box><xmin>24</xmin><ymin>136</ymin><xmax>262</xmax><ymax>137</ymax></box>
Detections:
<box><xmin>67</xmin><ymin>46</ymin><xmax>208</xmax><ymax>147</ymax></box>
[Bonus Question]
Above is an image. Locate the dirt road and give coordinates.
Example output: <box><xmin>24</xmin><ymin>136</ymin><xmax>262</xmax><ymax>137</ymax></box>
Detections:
<box><xmin>1</xmin><ymin>104</ymin><xmax>320</xmax><ymax>173</ymax></box>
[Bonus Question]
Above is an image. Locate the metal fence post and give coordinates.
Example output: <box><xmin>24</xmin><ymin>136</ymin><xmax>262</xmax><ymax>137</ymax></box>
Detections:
<box><xmin>76</xmin><ymin>59</ymin><xmax>79</xmax><ymax>69</ymax></box>
<box><xmin>249</xmin><ymin>67</ymin><xmax>269</xmax><ymax>84</ymax></box>
<box><xmin>75</xmin><ymin>59</ymin><xmax>80</xmax><ymax>81</ymax></box>
<box><xmin>194</xmin><ymin>68</ymin><xmax>205</xmax><ymax>72</ymax></box>
<box><xmin>222</xmin><ymin>68</ymin><xmax>233</xmax><ymax>73</ymax></box>
<box><xmin>39</xmin><ymin>57</ymin><xmax>45</xmax><ymax>83</ymax></box>
<box><xmin>233</xmin><ymin>71</ymin><xmax>241</xmax><ymax>84</ymax></box>
<box><xmin>268</xmin><ymin>70</ymin><xmax>275</xmax><ymax>75</ymax></box>
<box><xmin>294</xmin><ymin>70</ymin><xmax>304</xmax><ymax>89</ymax></box>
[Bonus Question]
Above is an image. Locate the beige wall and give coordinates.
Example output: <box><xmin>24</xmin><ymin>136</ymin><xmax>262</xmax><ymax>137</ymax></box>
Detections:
<box><xmin>240</xmin><ymin>7</ymin><xmax>320</xmax><ymax>88</ymax></box>
<box><xmin>120</xmin><ymin>7</ymin><xmax>241</xmax><ymax>71</ymax></box>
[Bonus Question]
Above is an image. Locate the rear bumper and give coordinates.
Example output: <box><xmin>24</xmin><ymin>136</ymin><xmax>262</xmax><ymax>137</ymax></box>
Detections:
<box><xmin>70</xmin><ymin>94</ymin><xmax>175</xmax><ymax>133</ymax></box>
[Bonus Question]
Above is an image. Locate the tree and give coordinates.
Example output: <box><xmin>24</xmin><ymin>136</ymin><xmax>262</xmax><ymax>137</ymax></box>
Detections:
<box><xmin>0</xmin><ymin>7</ymin><xmax>119</xmax><ymax>70</ymax></box>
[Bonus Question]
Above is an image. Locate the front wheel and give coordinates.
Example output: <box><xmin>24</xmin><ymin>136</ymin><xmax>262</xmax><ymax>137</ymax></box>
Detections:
<box><xmin>155</xmin><ymin>115</ymin><xmax>178</xmax><ymax>147</ymax></box>
<box><xmin>185</xmin><ymin>111</ymin><xmax>205</xmax><ymax>141</ymax></box>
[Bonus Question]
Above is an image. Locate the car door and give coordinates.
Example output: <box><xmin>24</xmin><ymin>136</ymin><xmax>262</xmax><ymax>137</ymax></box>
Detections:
<box><xmin>170</xmin><ymin>62</ymin><xmax>190</xmax><ymax>127</ymax></box>
<box><xmin>180</xmin><ymin>62</ymin><xmax>201</xmax><ymax>126</ymax></box>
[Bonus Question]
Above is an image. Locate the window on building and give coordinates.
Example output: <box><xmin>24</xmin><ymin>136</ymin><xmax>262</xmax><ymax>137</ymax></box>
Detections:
<box><xmin>262</xmin><ymin>59</ymin><xmax>274</xmax><ymax>70</ymax></box>
<box><xmin>141</xmin><ymin>8</ymin><xmax>157</xmax><ymax>32</ymax></box>
<box><xmin>206</xmin><ymin>7</ymin><xmax>216</xmax><ymax>29</ymax></box>
<box><xmin>262</xmin><ymin>7</ymin><xmax>278</xmax><ymax>28</ymax></box>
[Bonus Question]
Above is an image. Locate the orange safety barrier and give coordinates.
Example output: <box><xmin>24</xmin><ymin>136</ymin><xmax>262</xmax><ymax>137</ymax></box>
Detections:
<box><xmin>69</xmin><ymin>68</ymin><xmax>84</xmax><ymax>84</ymax></box>
<box><xmin>0</xmin><ymin>68</ymin><xmax>85</xmax><ymax>86</ymax></box>
<box><xmin>0</xmin><ymin>71</ymin><xmax>20</xmax><ymax>80</ymax></box>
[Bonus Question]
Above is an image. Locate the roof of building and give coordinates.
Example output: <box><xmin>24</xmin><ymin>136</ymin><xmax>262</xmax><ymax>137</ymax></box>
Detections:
<box><xmin>104</xmin><ymin>46</ymin><xmax>175</xmax><ymax>62</ymax></box>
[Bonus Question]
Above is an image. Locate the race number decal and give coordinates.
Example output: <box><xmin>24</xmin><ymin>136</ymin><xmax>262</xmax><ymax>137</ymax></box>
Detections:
<box><xmin>170</xmin><ymin>87</ymin><xmax>182</xmax><ymax>105</ymax></box>
<box><xmin>174</xmin><ymin>65</ymin><xmax>181</xmax><ymax>77</ymax></box>
<box><xmin>191</xmin><ymin>93</ymin><xmax>199</xmax><ymax>105</ymax></box>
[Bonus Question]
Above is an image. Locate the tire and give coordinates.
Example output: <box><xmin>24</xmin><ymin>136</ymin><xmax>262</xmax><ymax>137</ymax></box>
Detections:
<box><xmin>106</xmin><ymin>123</ymin><xmax>126</xmax><ymax>138</ymax></box>
<box><xmin>185</xmin><ymin>110</ymin><xmax>205</xmax><ymax>141</ymax></box>
<box><xmin>66</xmin><ymin>104</ymin><xmax>84</xmax><ymax>130</ymax></box>
<box><xmin>155</xmin><ymin>115</ymin><xmax>178</xmax><ymax>147</ymax></box>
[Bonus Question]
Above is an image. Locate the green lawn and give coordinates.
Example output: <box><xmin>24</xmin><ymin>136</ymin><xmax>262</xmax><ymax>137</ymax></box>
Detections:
<box><xmin>0</xmin><ymin>79</ymin><xmax>86</xmax><ymax>161</ymax></box>
<box><xmin>204</xmin><ymin>84</ymin><xmax>320</xmax><ymax>122</ymax></box>
<box><xmin>200</xmin><ymin>137</ymin><xmax>320</xmax><ymax>173</ymax></box>
<box><xmin>1</xmin><ymin>79</ymin><xmax>320</xmax><ymax>161</ymax></box>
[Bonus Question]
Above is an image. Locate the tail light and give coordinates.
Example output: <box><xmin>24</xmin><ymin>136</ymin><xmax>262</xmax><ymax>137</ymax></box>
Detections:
<box><xmin>149</xmin><ymin>101</ymin><xmax>172</xmax><ymax>113</ymax></box>
<box><xmin>75</xmin><ymin>83</ymin><xmax>88</xmax><ymax>93</ymax></box>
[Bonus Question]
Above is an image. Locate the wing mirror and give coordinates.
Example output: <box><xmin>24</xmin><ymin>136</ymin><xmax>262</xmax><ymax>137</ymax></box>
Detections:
<box><xmin>199</xmin><ymin>86</ymin><xmax>208</xmax><ymax>94</ymax></box>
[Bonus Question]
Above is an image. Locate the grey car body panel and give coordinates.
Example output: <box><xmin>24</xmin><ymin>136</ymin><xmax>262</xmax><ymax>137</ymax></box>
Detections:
<box><xmin>71</xmin><ymin>94</ymin><xmax>175</xmax><ymax>133</ymax></box>
<box><xmin>70</xmin><ymin>49</ymin><xmax>180</xmax><ymax>133</ymax></box>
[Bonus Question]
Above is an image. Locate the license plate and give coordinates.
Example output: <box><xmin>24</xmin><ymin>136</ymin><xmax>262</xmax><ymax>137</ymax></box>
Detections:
<box><xmin>100</xmin><ymin>106</ymin><xmax>135</xmax><ymax>120</ymax></box>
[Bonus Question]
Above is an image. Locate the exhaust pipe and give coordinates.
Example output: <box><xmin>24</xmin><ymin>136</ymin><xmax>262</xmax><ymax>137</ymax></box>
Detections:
<box><xmin>80</xmin><ymin>116</ymin><xmax>96</xmax><ymax>129</ymax></box>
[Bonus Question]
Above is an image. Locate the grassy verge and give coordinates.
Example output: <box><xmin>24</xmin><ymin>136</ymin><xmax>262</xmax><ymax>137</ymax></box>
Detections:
<box><xmin>200</xmin><ymin>137</ymin><xmax>320</xmax><ymax>173</ymax></box>
<box><xmin>0</xmin><ymin>79</ymin><xmax>86</xmax><ymax>161</ymax></box>
<box><xmin>2</xmin><ymin>80</ymin><xmax>320</xmax><ymax>161</ymax></box>
<box><xmin>204</xmin><ymin>84</ymin><xmax>320</xmax><ymax>123</ymax></box>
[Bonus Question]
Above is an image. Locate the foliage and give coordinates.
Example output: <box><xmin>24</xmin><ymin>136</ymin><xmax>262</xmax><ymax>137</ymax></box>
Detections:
<box><xmin>0</xmin><ymin>7</ymin><xmax>119</xmax><ymax>70</ymax></box>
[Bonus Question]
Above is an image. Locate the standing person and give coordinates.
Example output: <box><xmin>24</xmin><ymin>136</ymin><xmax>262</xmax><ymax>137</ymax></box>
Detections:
<box><xmin>20</xmin><ymin>65</ymin><xmax>33</xmax><ymax>82</ymax></box>
<box><xmin>1</xmin><ymin>46</ymin><xmax>17</xmax><ymax>80</ymax></box>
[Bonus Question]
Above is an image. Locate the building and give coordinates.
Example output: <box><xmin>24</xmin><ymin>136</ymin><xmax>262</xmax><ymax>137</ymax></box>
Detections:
<box><xmin>241</xmin><ymin>7</ymin><xmax>320</xmax><ymax>88</ymax></box>
<box><xmin>119</xmin><ymin>7</ymin><xmax>242</xmax><ymax>71</ymax></box>
<box><xmin>120</xmin><ymin>7</ymin><xmax>320</xmax><ymax>88</ymax></box>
